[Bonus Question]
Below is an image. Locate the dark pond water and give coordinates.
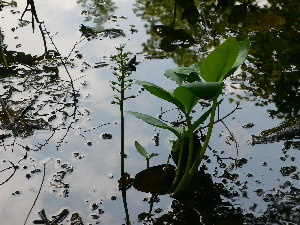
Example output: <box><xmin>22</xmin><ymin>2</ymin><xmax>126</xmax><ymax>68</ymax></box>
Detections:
<box><xmin>0</xmin><ymin>0</ymin><xmax>299</xmax><ymax>224</ymax></box>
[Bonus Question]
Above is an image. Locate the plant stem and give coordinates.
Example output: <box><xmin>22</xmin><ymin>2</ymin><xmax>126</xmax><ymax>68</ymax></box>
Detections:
<box><xmin>173</xmin><ymin>97</ymin><xmax>217</xmax><ymax>195</ymax></box>
<box><xmin>167</xmin><ymin>135</ymin><xmax>184</xmax><ymax>193</ymax></box>
<box><xmin>173</xmin><ymin>115</ymin><xmax>194</xmax><ymax>194</ymax></box>
<box><xmin>189</xmin><ymin>97</ymin><xmax>217</xmax><ymax>177</ymax></box>
<box><xmin>120</xmin><ymin>56</ymin><xmax>126</xmax><ymax>181</ymax></box>
<box><xmin>146</xmin><ymin>158</ymin><xmax>149</xmax><ymax>170</ymax></box>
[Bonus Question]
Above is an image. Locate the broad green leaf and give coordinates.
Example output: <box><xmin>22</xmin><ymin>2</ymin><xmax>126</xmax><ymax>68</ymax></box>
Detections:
<box><xmin>135</xmin><ymin>141</ymin><xmax>149</xmax><ymax>158</ymax></box>
<box><xmin>183</xmin><ymin>82</ymin><xmax>223</xmax><ymax>100</ymax></box>
<box><xmin>126</xmin><ymin>111</ymin><xmax>180</xmax><ymax>137</ymax></box>
<box><xmin>136</xmin><ymin>80</ymin><xmax>185</xmax><ymax>111</ymax></box>
<box><xmin>173</xmin><ymin>86</ymin><xmax>199</xmax><ymax>114</ymax></box>
<box><xmin>200</xmin><ymin>37</ymin><xmax>239</xmax><ymax>82</ymax></box>
<box><xmin>223</xmin><ymin>39</ymin><xmax>250</xmax><ymax>80</ymax></box>
<box><xmin>164</xmin><ymin>67</ymin><xmax>200</xmax><ymax>85</ymax></box>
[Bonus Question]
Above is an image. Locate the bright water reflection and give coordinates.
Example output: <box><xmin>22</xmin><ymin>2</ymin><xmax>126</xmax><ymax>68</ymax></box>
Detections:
<box><xmin>0</xmin><ymin>0</ymin><xmax>299</xmax><ymax>224</ymax></box>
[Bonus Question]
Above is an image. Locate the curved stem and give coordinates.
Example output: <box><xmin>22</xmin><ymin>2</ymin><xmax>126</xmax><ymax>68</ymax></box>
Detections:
<box><xmin>167</xmin><ymin>135</ymin><xmax>184</xmax><ymax>193</ymax></box>
<box><xmin>173</xmin><ymin>97</ymin><xmax>217</xmax><ymax>195</ymax></box>
<box><xmin>188</xmin><ymin>97</ymin><xmax>217</xmax><ymax>180</ymax></box>
<box><xmin>173</xmin><ymin>115</ymin><xmax>194</xmax><ymax>194</ymax></box>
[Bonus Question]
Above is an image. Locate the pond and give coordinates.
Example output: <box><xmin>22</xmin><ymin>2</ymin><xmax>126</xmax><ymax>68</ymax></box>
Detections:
<box><xmin>0</xmin><ymin>0</ymin><xmax>299</xmax><ymax>224</ymax></box>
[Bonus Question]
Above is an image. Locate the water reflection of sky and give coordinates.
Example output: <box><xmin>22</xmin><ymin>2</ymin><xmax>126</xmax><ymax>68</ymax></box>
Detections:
<box><xmin>0</xmin><ymin>0</ymin><xmax>299</xmax><ymax>224</ymax></box>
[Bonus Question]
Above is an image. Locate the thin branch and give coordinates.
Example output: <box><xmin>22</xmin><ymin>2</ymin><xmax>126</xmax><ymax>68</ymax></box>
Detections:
<box><xmin>24</xmin><ymin>163</ymin><xmax>46</xmax><ymax>225</ymax></box>
<box><xmin>0</xmin><ymin>161</ymin><xmax>18</xmax><ymax>185</ymax></box>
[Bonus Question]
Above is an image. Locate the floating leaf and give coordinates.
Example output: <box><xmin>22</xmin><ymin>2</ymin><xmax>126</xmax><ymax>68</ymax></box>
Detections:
<box><xmin>133</xmin><ymin>164</ymin><xmax>176</xmax><ymax>194</ymax></box>
<box><xmin>200</xmin><ymin>37</ymin><xmax>239</xmax><ymax>82</ymax></box>
<box><xmin>126</xmin><ymin>111</ymin><xmax>180</xmax><ymax>137</ymax></box>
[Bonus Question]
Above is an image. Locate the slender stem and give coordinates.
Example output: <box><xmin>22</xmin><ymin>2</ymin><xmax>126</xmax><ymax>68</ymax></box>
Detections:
<box><xmin>188</xmin><ymin>97</ymin><xmax>217</xmax><ymax>179</ymax></box>
<box><xmin>120</xmin><ymin>54</ymin><xmax>126</xmax><ymax>181</ymax></box>
<box><xmin>121</xmin><ymin>187</ymin><xmax>131</xmax><ymax>225</ymax></box>
<box><xmin>173</xmin><ymin>115</ymin><xmax>194</xmax><ymax>194</ymax></box>
<box><xmin>146</xmin><ymin>158</ymin><xmax>149</xmax><ymax>170</ymax></box>
<box><xmin>118</xmin><ymin>48</ymin><xmax>131</xmax><ymax>225</ymax></box>
<box><xmin>167</xmin><ymin>135</ymin><xmax>184</xmax><ymax>193</ymax></box>
<box><xmin>173</xmin><ymin>98</ymin><xmax>217</xmax><ymax>195</ymax></box>
<box><xmin>186</xmin><ymin>116</ymin><xmax>194</xmax><ymax>173</ymax></box>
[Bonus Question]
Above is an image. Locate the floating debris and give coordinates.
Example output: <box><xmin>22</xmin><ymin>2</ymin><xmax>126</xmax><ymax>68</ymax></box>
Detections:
<box><xmin>242</xmin><ymin>123</ymin><xmax>255</xmax><ymax>128</ymax></box>
<box><xmin>101</xmin><ymin>132</ymin><xmax>113</xmax><ymax>140</ymax></box>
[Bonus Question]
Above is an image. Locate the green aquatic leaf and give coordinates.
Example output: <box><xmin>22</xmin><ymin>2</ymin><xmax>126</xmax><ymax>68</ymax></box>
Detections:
<box><xmin>173</xmin><ymin>86</ymin><xmax>198</xmax><ymax>114</ymax></box>
<box><xmin>136</xmin><ymin>80</ymin><xmax>185</xmax><ymax>112</ymax></box>
<box><xmin>223</xmin><ymin>38</ymin><xmax>250</xmax><ymax>80</ymax></box>
<box><xmin>164</xmin><ymin>67</ymin><xmax>200</xmax><ymax>85</ymax></box>
<box><xmin>126</xmin><ymin>111</ymin><xmax>180</xmax><ymax>137</ymax></box>
<box><xmin>135</xmin><ymin>141</ymin><xmax>149</xmax><ymax>158</ymax></box>
<box><xmin>200</xmin><ymin>37</ymin><xmax>239</xmax><ymax>82</ymax></box>
<box><xmin>183</xmin><ymin>82</ymin><xmax>223</xmax><ymax>100</ymax></box>
<box><xmin>149</xmin><ymin>153</ymin><xmax>159</xmax><ymax>159</ymax></box>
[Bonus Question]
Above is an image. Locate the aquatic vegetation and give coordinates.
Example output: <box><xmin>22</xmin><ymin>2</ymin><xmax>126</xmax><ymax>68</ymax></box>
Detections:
<box><xmin>110</xmin><ymin>44</ymin><xmax>136</xmax><ymax>183</ymax></box>
<box><xmin>135</xmin><ymin>141</ymin><xmax>159</xmax><ymax>170</ymax></box>
<box><xmin>128</xmin><ymin>36</ymin><xmax>250</xmax><ymax>195</ymax></box>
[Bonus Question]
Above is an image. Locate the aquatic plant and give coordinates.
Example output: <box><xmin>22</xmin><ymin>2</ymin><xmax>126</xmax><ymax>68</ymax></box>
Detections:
<box><xmin>110</xmin><ymin>44</ymin><xmax>136</xmax><ymax>182</ymax></box>
<box><xmin>135</xmin><ymin>141</ymin><xmax>159</xmax><ymax>170</ymax></box>
<box><xmin>127</xmin><ymin>37</ymin><xmax>250</xmax><ymax>195</ymax></box>
<box><xmin>110</xmin><ymin>44</ymin><xmax>136</xmax><ymax>225</ymax></box>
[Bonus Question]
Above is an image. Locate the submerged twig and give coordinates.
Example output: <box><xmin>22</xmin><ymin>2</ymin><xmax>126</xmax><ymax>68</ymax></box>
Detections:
<box><xmin>24</xmin><ymin>163</ymin><xmax>46</xmax><ymax>225</ymax></box>
<box><xmin>0</xmin><ymin>161</ymin><xmax>18</xmax><ymax>185</ymax></box>
<box><xmin>221</xmin><ymin>120</ymin><xmax>240</xmax><ymax>157</ymax></box>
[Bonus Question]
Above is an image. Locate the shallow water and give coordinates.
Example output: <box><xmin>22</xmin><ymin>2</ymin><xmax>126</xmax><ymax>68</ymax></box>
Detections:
<box><xmin>0</xmin><ymin>0</ymin><xmax>299</xmax><ymax>224</ymax></box>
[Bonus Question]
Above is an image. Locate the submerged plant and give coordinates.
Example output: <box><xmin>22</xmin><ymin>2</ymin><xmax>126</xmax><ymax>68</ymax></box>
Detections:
<box><xmin>127</xmin><ymin>37</ymin><xmax>250</xmax><ymax>195</ymax></box>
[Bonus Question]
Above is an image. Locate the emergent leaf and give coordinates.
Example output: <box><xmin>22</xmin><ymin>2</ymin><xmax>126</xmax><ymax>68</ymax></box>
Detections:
<box><xmin>183</xmin><ymin>82</ymin><xmax>223</xmax><ymax>100</ymax></box>
<box><xmin>136</xmin><ymin>80</ymin><xmax>185</xmax><ymax>111</ymax></box>
<box><xmin>164</xmin><ymin>67</ymin><xmax>200</xmax><ymax>85</ymax></box>
<box><xmin>200</xmin><ymin>37</ymin><xmax>239</xmax><ymax>82</ymax></box>
<box><xmin>223</xmin><ymin>38</ymin><xmax>250</xmax><ymax>80</ymax></box>
<box><xmin>126</xmin><ymin>111</ymin><xmax>180</xmax><ymax>137</ymax></box>
<box><xmin>173</xmin><ymin>86</ymin><xmax>199</xmax><ymax>114</ymax></box>
<box><xmin>135</xmin><ymin>141</ymin><xmax>149</xmax><ymax>158</ymax></box>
